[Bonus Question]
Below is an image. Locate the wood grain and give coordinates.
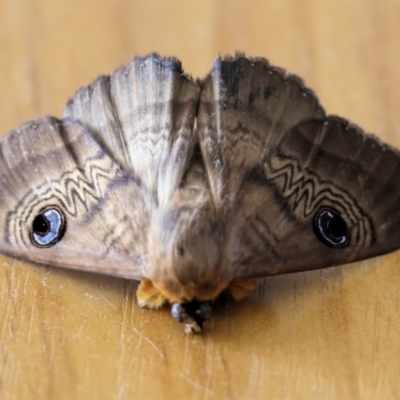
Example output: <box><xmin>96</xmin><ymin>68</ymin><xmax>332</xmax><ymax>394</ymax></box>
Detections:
<box><xmin>0</xmin><ymin>0</ymin><xmax>399</xmax><ymax>399</ymax></box>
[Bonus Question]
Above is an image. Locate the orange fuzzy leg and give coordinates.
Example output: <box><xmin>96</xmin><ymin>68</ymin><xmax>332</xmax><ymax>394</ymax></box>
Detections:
<box><xmin>227</xmin><ymin>278</ymin><xmax>257</xmax><ymax>301</ymax></box>
<box><xmin>137</xmin><ymin>279</ymin><xmax>168</xmax><ymax>309</ymax></box>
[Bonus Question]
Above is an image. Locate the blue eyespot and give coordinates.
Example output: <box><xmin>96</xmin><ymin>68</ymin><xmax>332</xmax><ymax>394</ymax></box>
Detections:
<box><xmin>31</xmin><ymin>206</ymin><xmax>66</xmax><ymax>247</ymax></box>
<box><xmin>313</xmin><ymin>208</ymin><xmax>349</xmax><ymax>248</ymax></box>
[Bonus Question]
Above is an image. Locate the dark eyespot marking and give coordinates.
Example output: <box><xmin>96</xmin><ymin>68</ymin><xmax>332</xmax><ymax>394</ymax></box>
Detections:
<box><xmin>31</xmin><ymin>206</ymin><xmax>66</xmax><ymax>248</ymax></box>
<box><xmin>313</xmin><ymin>208</ymin><xmax>349</xmax><ymax>248</ymax></box>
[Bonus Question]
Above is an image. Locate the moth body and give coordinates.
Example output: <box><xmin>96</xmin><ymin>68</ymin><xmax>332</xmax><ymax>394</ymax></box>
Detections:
<box><xmin>1</xmin><ymin>53</ymin><xmax>400</xmax><ymax>333</ymax></box>
<box><xmin>147</xmin><ymin>181</ymin><xmax>230</xmax><ymax>304</ymax></box>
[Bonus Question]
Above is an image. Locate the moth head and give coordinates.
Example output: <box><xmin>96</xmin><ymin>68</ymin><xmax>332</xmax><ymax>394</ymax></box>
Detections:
<box><xmin>148</xmin><ymin>206</ymin><xmax>231</xmax><ymax>303</ymax></box>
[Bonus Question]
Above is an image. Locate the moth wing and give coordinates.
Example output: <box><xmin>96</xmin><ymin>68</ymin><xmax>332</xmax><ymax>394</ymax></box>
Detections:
<box><xmin>231</xmin><ymin>117</ymin><xmax>400</xmax><ymax>277</ymax></box>
<box><xmin>198</xmin><ymin>55</ymin><xmax>325</xmax><ymax>205</ymax></box>
<box><xmin>198</xmin><ymin>55</ymin><xmax>400</xmax><ymax>278</ymax></box>
<box><xmin>0</xmin><ymin>118</ymin><xmax>153</xmax><ymax>279</ymax></box>
<box><xmin>63</xmin><ymin>53</ymin><xmax>200</xmax><ymax>205</ymax></box>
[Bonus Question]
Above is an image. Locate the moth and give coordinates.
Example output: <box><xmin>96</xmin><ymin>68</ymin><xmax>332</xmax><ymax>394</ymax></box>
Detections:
<box><xmin>1</xmin><ymin>53</ymin><xmax>399</xmax><ymax>333</ymax></box>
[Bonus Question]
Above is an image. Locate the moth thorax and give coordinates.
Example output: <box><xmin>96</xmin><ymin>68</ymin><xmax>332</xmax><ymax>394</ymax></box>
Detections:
<box><xmin>148</xmin><ymin>206</ymin><xmax>231</xmax><ymax>303</ymax></box>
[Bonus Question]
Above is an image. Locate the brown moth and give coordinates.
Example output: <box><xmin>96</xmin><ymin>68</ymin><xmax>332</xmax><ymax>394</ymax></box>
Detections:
<box><xmin>1</xmin><ymin>53</ymin><xmax>399</xmax><ymax>333</ymax></box>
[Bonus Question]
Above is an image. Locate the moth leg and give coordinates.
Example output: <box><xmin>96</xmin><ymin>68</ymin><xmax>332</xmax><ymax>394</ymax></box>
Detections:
<box><xmin>227</xmin><ymin>278</ymin><xmax>257</xmax><ymax>300</ymax></box>
<box><xmin>137</xmin><ymin>279</ymin><xmax>168</xmax><ymax>309</ymax></box>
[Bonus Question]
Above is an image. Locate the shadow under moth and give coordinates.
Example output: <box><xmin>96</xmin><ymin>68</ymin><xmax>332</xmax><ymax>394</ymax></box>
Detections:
<box><xmin>1</xmin><ymin>53</ymin><xmax>399</xmax><ymax>333</ymax></box>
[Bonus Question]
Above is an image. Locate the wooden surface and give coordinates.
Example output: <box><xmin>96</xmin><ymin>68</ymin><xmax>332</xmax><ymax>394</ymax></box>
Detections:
<box><xmin>0</xmin><ymin>1</ymin><xmax>399</xmax><ymax>399</ymax></box>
